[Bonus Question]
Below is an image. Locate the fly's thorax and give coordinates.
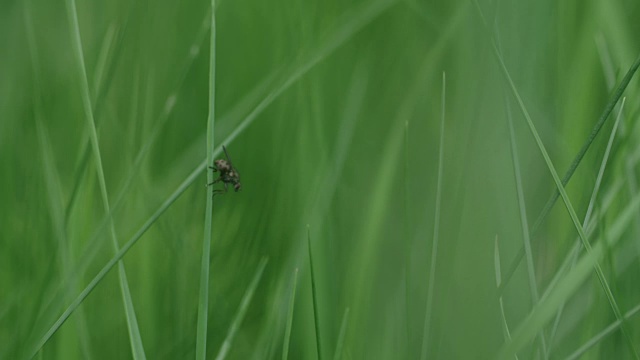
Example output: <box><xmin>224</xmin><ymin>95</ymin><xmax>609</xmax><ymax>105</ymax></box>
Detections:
<box><xmin>214</xmin><ymin>159</ymin><xmax>232</xmax><ymax>172</ymax></box>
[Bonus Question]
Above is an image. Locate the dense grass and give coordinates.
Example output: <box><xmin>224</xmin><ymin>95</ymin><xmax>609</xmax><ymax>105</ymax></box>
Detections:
<box><xmin>2</xmin><ymin>0</ymin><xmax>640</xmax><ymax>359</ymax></box>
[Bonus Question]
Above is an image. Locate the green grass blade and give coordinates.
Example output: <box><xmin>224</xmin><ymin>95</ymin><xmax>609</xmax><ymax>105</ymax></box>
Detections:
<box><xmin>64</xmin><ymin>3</ymin><xmax>134</xmax><ymax>225</ymax></box>
<box><xmin>23</xmin><ymin>4</ymin><xmax>93</xmax><ymax>356</ymax></box>
<box><xmin>473</xmin><ymin>2</ymin><xmax>639</xmax><ymax>357</ymax></box>
<box><xmin>282</xmin><ymin>268</ymin><xmax>298</xmax><ymax>360</ymax></box>
<box><xmin>64</xmin><ymin>0</ymin><xmax>146</xmax><ymax>358</ymax></box>
<box><xmin>479</xmin><ymin>10</ymin><xmax>640</xmax><ymax>357</ymax></box>
<box><xmin>26</xmin><ymin>161</ymin><xmax>207</xmax><ymax>359</ymax></box>
<box><xmin>494</xmin><ymin>237</ymin><xmax>518</xmax><ymax>360</ymax></box>
<box><xmin>220</xmin><ymin>0</ymin><xmax>398</xmax><ymax>152</ymax></box>
<box><xmin>420</xmin><ymin>71</ymin><xmax>446</xmax><ymax>360</ymax></box>
<box><xmin>545</xmin><ymin>98</ymin><xmax>626</xmax><ymax>357</ymax></box>
<box><xmin>91</xmin><ymin>24</ymin><xmax>117</xmax><ymax>103</ymax></box>
<box><xmin>333</xmin><ymin>308</ymin><xmax>351</xmax><ymax>360</ymax></box>
<box><xmin>494</xmin><ymin>44</ymin><xmax>638</xmax><ymax>360</ymax></box>
<box><xmin>214</xmin><ymin>258</ymin><xmax>269</xmax><ymax>360</ymax></box>
<box><xmin>566</xmin><ymin>302</ymin><xmax>640</xmax><ymax>360</ymax></box>
<box><xmin>308</xmin><ymin>227</ymin><xmax>323</xmax><ymax>360</ymax></box>
<box><xmin>505</xmin><ymin>97</ymin><xmax>546</xmax><ymax>355</ymax></box>
<box><xmin>28</xmin><ymin>2</ymin><xmax>396</xmax><ymax>354</ymax></box>
<box><xmin>35</xmin><ymin>122</ymin><xmax>94</xmax><ymax>359</ymax></box>
<box><xmin>493</xmin><ymin>42</ymin><xmax>640</xmax><ymax>296</ymax></box>
<box><xmin>403</xmin><ymin>119</ymin><xmax>411</xmax><ymax>345</ymax></box>
<box><xmin>538</xmin><ymin>177</ymin><xmax>625</xmax><ymax>308</ymax></box>
<box><xmin>196</xmin><ymin>2</ymin><xmax>216</xmax><ymax>359</ymax></box>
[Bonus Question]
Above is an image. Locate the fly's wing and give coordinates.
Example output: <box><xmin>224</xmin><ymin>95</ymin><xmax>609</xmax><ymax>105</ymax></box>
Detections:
<box><xmin>222</xmin><ymin>145</ymin><xmax>240</xmax><ymax>180</ymax></box>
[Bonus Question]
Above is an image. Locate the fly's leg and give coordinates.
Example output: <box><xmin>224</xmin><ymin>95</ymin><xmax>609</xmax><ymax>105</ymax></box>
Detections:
<box><xmin>206</xmin><ymin>176</ymin><xmax>222</xmax><ymax>187</ymax></box>
<box><xmin>212</xmin><ymin>182</ymin><xmax>228</xmax><ymax>197</ymax></box>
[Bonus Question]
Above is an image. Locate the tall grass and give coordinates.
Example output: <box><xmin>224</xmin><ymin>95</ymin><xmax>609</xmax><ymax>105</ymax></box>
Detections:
<box><xmin>195</xmin><ymin>1</ymin><xmax>217</xmax><ymax>359</ymax></box>
<box><xmin>4</xmin><ymin>0</ymin><xmax>640</xmax><ymax>358</ymax></box>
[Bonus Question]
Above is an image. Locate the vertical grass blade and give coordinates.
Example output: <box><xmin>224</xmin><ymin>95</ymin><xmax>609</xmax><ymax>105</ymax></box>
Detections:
<box><xmin>333</xmin><ymin>308</ymin><xmax>351</xmax><ymax>360</ymax></box>
<box><xmin>420</xmin><ymin>71</ymin><xmax>446</xmax><ymax>360</ymax></box>
<box><xmin>403</xmin><ymin>119</ymin><xmax>411</xmax><ymax>347</ymax></box>
<box><xmin>282</xmin><ymin>268</ymin><xmax>299</xmax><ymax>360</ymax></box>
<box><xmin>505</xmin><ymin>98</ymin><xmax>546</xmax><ymax>355</ymax></box>
<box><xmin>64</xmin><ymin>0</ymin><xmax>146</xmax><ymax>358</ymax></box>
<box><xmin>64</xmin><ymin>3</ymin><xmax>134</xmax><ymax>226</ymax></box>
<box><xmin>308</xmin><ymin>226</ymin><xmax>323</xmax><ymax>360</ymax></box>
<box><xmin>494</xmin><ymin>237</ymin><xmax>518</xmax><ymax>360</ymax></box>
<box><xmin>214</xmin><ymin>258</ymin><xmax>269</xmax><ymax>360</ymax></box>
<box><xmin>196</xmin><ymin>2</ymin><xmax>216</xmax><ymax>359</ymax></box>
<box><xmin>27</xmin><ymin>2</ymin><xmax>396</xmax><ymax>355</ymax></box>
<box><xmin>24</xmin><ymin>4</ymin><xmax>93</xmax><ymax>357</ymax></box>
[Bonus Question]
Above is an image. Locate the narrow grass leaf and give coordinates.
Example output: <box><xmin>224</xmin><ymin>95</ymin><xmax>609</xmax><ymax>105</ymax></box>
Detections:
<box><xmin>494</xmin><ymin>237</ymin><xmax>518</xmax><ymax>360</ymax></box>
<box><xmin>545</xmin><ymin>98</ymin><xmax>626</xmax><ymax>358</ymax></box>
<box><xmin>282</xmin><ymin>268</ymin><xmax>298</xmax><ymax>360</ymax></box>
<box><xmin>473</xmin><ymin>2</ymin><xmax>639</xmax><ymax>357</ymax></box>
<box><xmin>64</xmin><ymin>3</ymin><xmax>134</xmax><ymax>225</ymax></box>
<box><xmin>23</xmin><ymin>5</ymin><xmax>92</xmax><ymax>356</ymax></box>
<box><xmin>420</xmin><ymin>71</ymin><xmax>446</xmax><ymax>360</ymax></box>
<box><xmin>35</xmin><ymin>122</ymin><xmax>94</xmax><ymax>358</ymax></box>
<box><xmin>505</xmin><ymin>97</ymin><xmax>546</xmax><ymax>355</ymax></box>
<box><xmin>333</xmin><ymin>308</ymin><xmax>351</xmax><ymax>360</ymax></box>
<box><xmin>487</xmin><ymin>20</ymin><xmax>640</xmax><ymax>295</ymax></box>
<box><xmin>196</xmin><ymin>2</ymin><xmax>216</xmax><ymax>359</ymax></box>
<box><xmin>308</xmin><ymin>227</ymin><xmax>323</xmax><ymax>360</ymax></box>
<box><xmin>29</xmin><ymin>1</ymin><xmax>397</xmax><ymax>354</ymax></box>
<box><xmin>493</xmin><ymin>37</ymin><xmax>638</xmax><ymax>358</ymax></box>
<box><xmin>91</xmin><ymin>24</ymin><xmax>117</xmax><ymax>103</ymax></box>
<box><xmin>566</xmin><ymin>302</ymin><xmax>640</xmax><ymax>360</ymax></box>
<box><xmin>403</xmin><ymin>119</ymin><xmax>411</xmax><ymax>344</ymax></box>
<box><xmin>27</xmin><ymin>161</ymin><xmax>207</xmax><ymax>359</ymax></box>
<box><xmin>214</xmin><ymin>258</ymin><xmax>269</xmax><ymax>360</ymax></box>
<box><xmin>482</xmin><ymin>38</ymin><xmax>637</xmax><ymax>360</ymax></box>
<box><xmin>65</xmin><ymin>0</ymin><xmax>146</xmax><ymax>358</ymax></box>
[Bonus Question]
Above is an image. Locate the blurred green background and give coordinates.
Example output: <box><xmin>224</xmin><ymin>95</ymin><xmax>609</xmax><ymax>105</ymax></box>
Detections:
<box><xmin>2</xmin><ymin>0</ymin><xmax>640</xmax><ymax>358</ymax></box>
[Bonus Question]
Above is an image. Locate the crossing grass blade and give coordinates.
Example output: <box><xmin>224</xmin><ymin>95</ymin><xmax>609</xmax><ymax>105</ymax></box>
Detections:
<box><xmin>492</xmin><ymin>40</ymin><xmax>639</xmax><ymax>360</ymax></box>
<box><xmin>214</xmin><ymin>258</ymin><xmax>269</xmax><ymax>360</ymax></box>
<box><xmin>474</xmin><ymin>1</ymin><xmax>640</xmax><ymax>357</ymax></box>
<box><xmin>26</xmin><ymin>161</ymin><xmax>206</xmax><ymax>359</ymax></box>
<box><xmin>479</xmin><ymin>21</ymin><xmax>640</xmax><ymax>360</ymax></box>
<box><xmin>495</xmin><ymin>188</ymin><xmax>640</xmax><ymax>359</ymax></box>
<box><xmin>25</xmin><ymin>1</ymin><xmax>398</xmax><ymax>355</ymax></box>
<box><xmin>64</xmin><ymin>2</ymin><xmax>134</xmax><ymax>226</ymax></box>
<box><xmin>565</xmin><ymin>302</ymin><xmax>640</xmax><ymax>360</ymax></box>
<box><xmin>65</xmin><ymin>0</ymin><xmax>146</xmax><ymax>358</ymax></box>
<box><xmin>23</xmin><ymin>5</ymin><xmax>93</xmax><ymax>355</ymax></box>
<box><xmin>35</xmin><ymin>121</ymin><xmax>94</xmax><ymax>359</ymax></box>
<box><xmin>494</xmin><ymin>43</ymin><xmax>640</xmax><ymax>297</ymax></box>
<box><xmin>545</xmin><ymin>98</ymin><xmax>626</xmax><ymax>357</ymax></box>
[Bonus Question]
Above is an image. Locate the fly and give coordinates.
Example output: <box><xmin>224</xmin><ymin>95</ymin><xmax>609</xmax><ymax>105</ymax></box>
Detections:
<box><xmin>207</xmin><ymin>145</ymin><xmax>241</xmax><ymax>196</ymax></box>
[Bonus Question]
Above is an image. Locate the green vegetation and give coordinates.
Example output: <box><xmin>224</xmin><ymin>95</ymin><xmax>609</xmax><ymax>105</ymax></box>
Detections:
<box><xmin>2</xmin><ymin>0</ymin><xmax>640</xmax><ymax>358</ymax></box>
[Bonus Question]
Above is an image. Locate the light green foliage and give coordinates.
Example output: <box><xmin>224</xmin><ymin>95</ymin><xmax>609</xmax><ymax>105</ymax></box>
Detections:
<box><xmin>3</xmin><ymin>0</ymin><xmax>640</xmax><ymax>359</ymax></box>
